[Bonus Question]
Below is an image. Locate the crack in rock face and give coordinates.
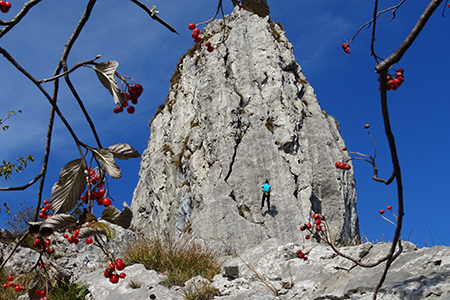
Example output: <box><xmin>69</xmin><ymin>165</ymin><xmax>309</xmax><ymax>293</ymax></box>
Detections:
<box><xmin>130</xmin><ymin>8</ymin><xmax>359</xmax><ymax>252</ymax></box>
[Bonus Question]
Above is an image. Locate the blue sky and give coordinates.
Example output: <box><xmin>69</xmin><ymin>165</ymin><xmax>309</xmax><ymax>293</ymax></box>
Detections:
<box><xmin>1</xmin><ymin>0</ymin><xmax>449</xmax><ymax>247</ymax></box>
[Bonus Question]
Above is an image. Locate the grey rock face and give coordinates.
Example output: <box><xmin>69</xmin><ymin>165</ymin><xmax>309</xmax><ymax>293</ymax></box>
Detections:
<box><xmin>131</xmin><ymin>8</ymin><xmax>359</xmax><ymax>252</ymax></box>
<box><xmin>211</xmin><ymin>239</ymin><xmax>450</xmax><ymax>300</ymax></box>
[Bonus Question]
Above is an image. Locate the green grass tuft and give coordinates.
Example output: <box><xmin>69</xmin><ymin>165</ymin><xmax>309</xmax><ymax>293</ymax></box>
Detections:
<box><xmin>122</xmin><ymin>237</ymin><xmax>221</xmax><ymax>287</ymax></box>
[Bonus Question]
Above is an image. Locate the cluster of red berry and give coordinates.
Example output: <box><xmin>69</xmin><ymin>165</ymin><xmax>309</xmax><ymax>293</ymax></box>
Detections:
<box><xmin>0</xmin><ymin>1</ymin><xmax>11</xmax><ymax>13</ymax></box>
<box><xmin>113</xmin><ymin>84</ymin><xmax>143</xmax><ymax>114</ymax></box>
<box><xmin>2</xmin><ymin>275</ymin><xmax>26</xmax><ymax>292</ymax></box>
<box><xmin>300</xmin><ymin>213</ymin><xmax>326</xmax><ymax>235</ymax></box>
<box><xmin>384</xmin><ymin>68</ymin><xmax>404</xmax><ymax>91</ymax></box>
<box><xmin>296</xmin><ymin>249</ymin><xmax>308</xmax><ymax>260</ymax></box>
<box><xmin>103</xmin><ymin>258</ymin><xmax>126</xmax><ymax>284</ymax></box>
<box><xmin>33</xmin><ymin>289</ymin><xmax>48</xmax><ymax>299</ymax></box>
<box><xmin>379</xmin><ymin>205</ymin><xmax>392</xmax><ymax>215</ymax></box>
<box><xmin>38</xmin><ymin>200</ymin><xmax>52</xmax><ymax>219</ymax></box>
<box><xmin>335</xmin><ymin>161</ymin><xmax>351</xmax><ymax>170</ymax></box>
<box><xmin>340</xmin><ymin>42</ymin><xmax>350</xmax><ymax>54</ymax></box>
<box><xmin>80</xmin><ymin>168</ymin><xmax>112</xmax><ymax>207</ymax></box>
<box><xmin>188</xmin><ymin>23</ymin><xmax>214</xmax><ymax>52</ymax></box>
<box><xmin>32</xmin><ymin>238</ymin><xmax>54</xmax><ymax>254</ymax></box>
<box><xmin>62</xmin><ymin>228</ymin><xmax>81</xmax><ymax>245</ymax></box>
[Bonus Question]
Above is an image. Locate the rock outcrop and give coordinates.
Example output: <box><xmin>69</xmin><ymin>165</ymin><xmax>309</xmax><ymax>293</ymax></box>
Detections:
<box><xmin>131</xmin><ymin>8</ymin><xmax>359</xmax><ymax>252</ymax></box>
<box><xmin>77</xmin><ymin>240</ymin><xmax>450</xmax><ymax>300</ymax></box>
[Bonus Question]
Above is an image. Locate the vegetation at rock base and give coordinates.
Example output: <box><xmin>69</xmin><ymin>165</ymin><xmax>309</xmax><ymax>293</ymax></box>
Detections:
<box><xmin>0</xmin><ymin>269</ymin><xmax>33</xmax><ymax>300</ymax></box>
<box><xmin>122</xmin><ymin>237</ymin><xmax>221</xmax><ymax>287</ymax></box>
<box><xmin>183</xmin><ymin>282</ymin><xmax>219</xmax><ymax>300</ymax></box>
<box><xmin>47</xmin><ymin>278</ymin><xmax>89</xmax><ymax>300</ymax></box>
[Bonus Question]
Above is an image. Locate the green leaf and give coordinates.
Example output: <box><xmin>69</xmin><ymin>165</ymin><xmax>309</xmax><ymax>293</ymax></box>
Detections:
<box><xmin>91</xmin><ymin>61</ymin><xmax>127</xmax><ymax>107</ymax></box>
<box><xmin>49</xmin><ymin>159</ymin><xmax>87</xmax><ymax>214</ymax></box>
<box><xmin>88</xmin><ymin>221</ymin><xmax>116</xmax><ymax>241</ymax></box>
<box><xmin>100</xmin><ymin>202</ymin><xmax>133</xmax><ymax>229</ymax></box>
<box><xmin>107</xmin><ymin>143</ymin><xmax>141</xmax><ymax>160</ymax></box>
<box><xmin>91</xmin><ymin>148</ymin><xmax>121</xmax><ymax>179</ymax></box>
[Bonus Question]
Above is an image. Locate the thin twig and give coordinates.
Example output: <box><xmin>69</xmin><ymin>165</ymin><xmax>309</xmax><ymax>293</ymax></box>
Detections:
<box><xmin>0</xmin><ymin>0</ymin><xmax>42</xmax><ymax>34</ymax></box>
<box><xmin>38</xmin><ymin>55</ymin><xmax>101</xmax><ymax>83</ymax></box>
<box><xmin>0</xmin><ymin>231</ymin><xmax>29</xmax><ymax>272</ymax></box>
<box><xmin>197</xmin><ymin>0</ymin><xmax>223</xmax><ymax>26</ymax></box>
<box><xmin>129</xmin><ymin>0</ymin><xmax>178</xmax><ymax>34</ymax></box>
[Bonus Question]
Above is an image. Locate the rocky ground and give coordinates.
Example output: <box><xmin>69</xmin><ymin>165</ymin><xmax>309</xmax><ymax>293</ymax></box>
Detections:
<box><xmin>2</xmin><ymin>225</ymin><xmax>449</xmax><ymax>300</ymax></box>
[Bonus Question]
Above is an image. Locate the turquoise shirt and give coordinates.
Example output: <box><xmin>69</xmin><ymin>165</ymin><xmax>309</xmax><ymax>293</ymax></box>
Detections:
<box><xmin>262</xmin><ymin>183</ymin><xmax>271</xmax><ymax>192</ymax></box>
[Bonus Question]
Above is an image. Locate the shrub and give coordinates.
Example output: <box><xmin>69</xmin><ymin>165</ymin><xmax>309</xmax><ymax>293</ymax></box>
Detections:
<box><xmin>122</xmin><ymin>237</ymin><xmax>221</xmax><ymax>287</ymax></box>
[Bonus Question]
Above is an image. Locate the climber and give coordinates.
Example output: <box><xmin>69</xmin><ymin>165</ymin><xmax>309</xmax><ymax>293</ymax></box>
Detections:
<box><xmin>260</xmin><ymin>179</ymin><xmax>271</xmax><ymax>211</ymax></box>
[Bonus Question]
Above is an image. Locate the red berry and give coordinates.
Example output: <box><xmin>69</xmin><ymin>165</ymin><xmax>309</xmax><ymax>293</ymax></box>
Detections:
<box><xmin>97</xmin><ymin>199</ymin><xmax>104</xmax><ymax>206</ymax></box>
<box><xmin>335</xmin><ymin>162</ymin><xmax>340</xmax><ymax>168</ymax></box>
<box><xmin>338</xmin><ymin>162</ymin><xmax>345</xmax><ymax>169</ymax></box>
<box><xmin>316</xmin><ymin>225</ymin><xmax>322</xmax><ymax>231</ymax></box>
<box><xmin>300</xmin><ymin>225</ymin><xmax>305</xmax><ymax>231</ymax></box>
<box><xmin>192</xmin><ymin>31</ymin><xmax>199</xmax><ymax>39</ymax></box>
<box><xmin>315</xmin><ymin>219</ymin><xmax>321</xmax><ymax>225</ymax></box>
<box><xmin>397</xmin><ymin>68</ymin><xmax>404</xmax><ymax>73</ymax></box>
<box><xmin>86</xmin><ymin>237</ymin><xmax>93</xmax><ymax>244</ymax></box>
<box><xmin>364</xmin><ymin>124</ymin><xmax>370</xmax><ymax>129</ymax></box>
<box><xmin>306</xmin><ymin>222</ymin><xmax>312</xmax><ymax>229</ymax></box>
<box><xmin>8</xmin><ymin>282</ymin><xmax>13</xmax><ymax>287</ymax></box>
<box><xmin>104</xmin><ymin>269</ymin><xmax>112</xmax><ymax>278</ymax></box>
<box><xmin>63</xmin><ymin>234</ymin><xmax>69</xmax><ymax>239</ymax></box>
<box><xmin>119</xmin><ymin>273</ymin><xmax>126</xmax><ymax>278</ymax></box>
<box><xmin>379</xmin><ymin>209</ymin><xmax>385</xmax><ymax>214</ymax></box>
<box><xmin>99</xmin><ymin>188</ymin><xmax>106</xmax><ymax>197</ymax></box>
<box><xmin>207</xmin><ymin>46</ymin><xmax>214</xmax><ymax>53</ymax></box>
<box><xmin>127</xmin><ymin>106</ymin><xmax>135</xmax><ymax>114</ymax></box>
<box><xmin>91</xmin><ymin>191</ymin><xmax>101</xmax><ymax>200</ymax></box>
<box><xmin>194</xmin><ymin>36</ymin><xmax>202</xmax><ymax>43</ymax></box>
<box><xmin>103</xmin><ymin>198</ymin><xmax>112</xmax><ymax>207</ymax></box>
<box><xmin>38</xmin><ymin>212</ymin><xmax>45</xmax><ymax>218</ymax></box>
<box><xmin>205</xmin><ymin>41</ymin><xmax>211</xmax><ymax>47</ymax></box>
<box><xmin>342</xmin><ymin>147</ymin><xmax>347</xmax><ymax>151</ymax></box>
<box><xmin>40</xmin><ymin>290</ymin><xmax>46</xmax><ymax>296</ymax></box>
<box><xmin>313</xmin><ymin>213</ymin><xmax>319</xmax><ymax>220</ymax></box>
<box><xmin>7</xmin><ymin>275</ymin><xmax>13</xmax><ymax>281</ymax></box>
<box><xmin>188</xmin><ymin>23</ymin><xmax>195</xmax><ymax>30</ymax></box>
<box><xmin>344</xmin><ymin>164</ymin><xmax>351</xmax><ymax>170</ymax></box>
<box><xmin>305</xmin><ymin>234</ymin><xmax>310</xmax><ymax>239</ymax></box>
<box><xmin>115</xmin><ymin>259</ymin><xmax>126</xmax><ymax>271</ymax></box>
<box><xmin>2</xmin><ymin>283</ymin><xmax>7</xmax><ymax>288</ymax></box>
<box><xmin>43</xmin><ymin>200</ymin><xmax>49</xmax><ymax>205</ymax></box>
<box><xmin>387</xmin><ymin>205</ymin><xmax>392</xmax><ymax>210</ymax></box>
<box><xmin>110</xmin><ymin>274</ymin><xmax>120</xmax><ymax>284</ymax></box>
